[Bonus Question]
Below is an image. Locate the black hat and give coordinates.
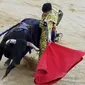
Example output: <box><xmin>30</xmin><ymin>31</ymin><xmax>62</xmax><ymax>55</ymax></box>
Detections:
<box><xmin>42</xmin><ymin>3</ymin><xmax>52</xmax><ymax>12</ymax></box>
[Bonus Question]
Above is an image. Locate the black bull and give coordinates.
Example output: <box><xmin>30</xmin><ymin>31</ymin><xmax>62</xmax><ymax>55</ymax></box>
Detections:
<box><xmin>0</xmin><ymin>18</ymin><xmax>41</xmax><ymax>79</ymax></box>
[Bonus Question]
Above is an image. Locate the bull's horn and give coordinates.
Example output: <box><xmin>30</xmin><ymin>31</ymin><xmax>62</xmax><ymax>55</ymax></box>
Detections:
<box><xmin>2</xmin><ymin>62</ymin><xmax>16</xmax><ymax>80</ymax></box>
<box><xmin>27</xmin><ymin>42</ymin><xmax>39</xmax><ymax>51</ymax></box>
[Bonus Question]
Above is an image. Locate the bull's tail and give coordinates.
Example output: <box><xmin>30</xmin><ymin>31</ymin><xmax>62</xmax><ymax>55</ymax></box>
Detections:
<box><xmin>2</xmin><ymin>61</ymin><xmax>16</xmax><ymax>79</ymax></box>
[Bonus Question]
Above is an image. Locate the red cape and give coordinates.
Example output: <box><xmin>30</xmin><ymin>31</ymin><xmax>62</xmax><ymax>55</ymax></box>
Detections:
<box><xmin>34</xmin><ymin>42</ymin><xmax>85</xmax><ymax>85</ymax></box>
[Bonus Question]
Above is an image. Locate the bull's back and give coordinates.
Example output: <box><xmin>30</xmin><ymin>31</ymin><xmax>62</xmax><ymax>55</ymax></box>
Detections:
<box><xmin>2</xmin><ymin>18</ymin><xmax>41</xmax><ymax>47</ymax></box>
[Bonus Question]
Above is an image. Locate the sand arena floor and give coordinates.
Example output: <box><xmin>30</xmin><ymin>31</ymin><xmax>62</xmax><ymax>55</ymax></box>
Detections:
<box><xmin>0</xmin><ymin>0</ymin><xmax>85</xmax><ymax>85</ymax></box>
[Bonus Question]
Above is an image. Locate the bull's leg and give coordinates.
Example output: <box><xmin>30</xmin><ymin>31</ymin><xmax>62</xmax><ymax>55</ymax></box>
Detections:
<box><xmin>2</xmin><ymin>60</ymin><xmax>16</xmax><ymax>79</ymax></box>
<box><xmin>4</xmin><ymin>59</ymin><xmax>11</xmax><ymax>66</ymax></box>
